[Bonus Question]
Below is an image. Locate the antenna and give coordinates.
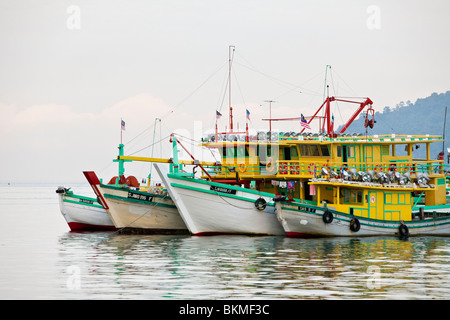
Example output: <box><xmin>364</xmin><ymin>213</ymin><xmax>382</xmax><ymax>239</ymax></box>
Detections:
<box><xmin>264</xmin><ymin>100</ymin><xmax>276</xmax><ymax>134</ymax></box>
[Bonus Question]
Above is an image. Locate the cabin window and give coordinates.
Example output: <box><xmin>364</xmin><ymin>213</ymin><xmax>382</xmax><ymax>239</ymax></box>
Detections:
<box><xmin>290</xmin><ymin>146</ymin><xmax>299</xmax><ymax>158</ymax></box>
<box><xmin>310</xmin><ymin>145</ymin><xmax>320</xmax><ymax>156</ymax></box>
<box><xmin>236</xmin><ymin>146</ymin><xmax>249</xmax><ymax>158</ymax></box>
<box><xmin>300</xmin><ymin>144</ymin><xmax>330</xmax><ymax>157</ymax></box>
<box><xmin>341</xmin><ymin>189</ymin><xmax>363</xmax><ymax>205</ymax></box>
<box><xmin>220</xmin><ymin>146</ymin><xmax>237</xmax><ymax>158</ymax></box>
<box><xmin>381</xmin><ymin>145</ymin><xmax>390</xmax><ymax>156</ymax></box>
<box><xmin>300</xmin><ymin>145</ymin><xmax>310</xmax><ymax>156</ymax></box>
<box><xmin>347</xmin><ymin>146</ymin><xmax>355</xmax><ymax>158</ymax></box>
<box><xmin>320</xmin><ymin>145</ymin><xmax>330</xmax><ymax>156</ymax></box>
<box><xmin>258</xmin><ymin>144</ymin><xmax>279</xmax><ymax>162</ymax></box>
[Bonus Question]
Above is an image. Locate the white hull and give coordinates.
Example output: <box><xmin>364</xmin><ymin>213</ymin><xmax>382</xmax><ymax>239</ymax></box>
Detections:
<box><xmin>155</xmin><ymin>164</ymin><xmax>285</xmax><ymax>236</ymax></box>
<box><xmin>98</xmin><ymin>185</ymin><xmax>188</xmax><ymax>233</ymax></box>
<box><xmin>83</xmin><ymin>171</ymin><xmax>187</xmax><ymax>234</ymax></box>
<box><xmin>278</xmin><ymin>202</ymin><xmax>450</xmax><ymax>237</ymax></box>
<box><xmin>56</xmin><ymin>187</ymin><xmax>115</xmax><ymax>231</ymax></box>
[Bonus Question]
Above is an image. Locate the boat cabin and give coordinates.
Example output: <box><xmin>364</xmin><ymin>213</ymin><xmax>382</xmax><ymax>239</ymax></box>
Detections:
<box><xmin>200</xmin><ymin>133</ymin><xmax>446</xmax><ymax>206</ymax></box>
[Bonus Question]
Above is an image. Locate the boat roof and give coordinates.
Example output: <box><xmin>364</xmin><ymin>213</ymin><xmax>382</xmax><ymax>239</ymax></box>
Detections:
<box><xmin>201</xmin><ymin>134</ymin><xmax>443</xmax><ymax>147</ymax></box>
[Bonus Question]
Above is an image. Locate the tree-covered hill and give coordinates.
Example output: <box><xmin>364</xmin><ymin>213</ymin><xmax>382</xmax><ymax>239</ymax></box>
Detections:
<box><xmin>339</xmin><ymin>91</ymin><xmax>450</xmax><ymax>160</ymax></box>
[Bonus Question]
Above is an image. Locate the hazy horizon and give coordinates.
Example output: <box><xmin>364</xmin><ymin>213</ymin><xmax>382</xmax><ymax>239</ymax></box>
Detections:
<box><xmin>1</xmin><ymin>0</ymin><xmax>450</xmax><ymax>183</ymax></box>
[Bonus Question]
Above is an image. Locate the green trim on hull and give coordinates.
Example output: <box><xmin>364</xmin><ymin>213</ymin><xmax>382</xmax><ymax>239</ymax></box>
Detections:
<box><xmin>281</xmin><ymin>202</ymin><xmax>450</xmax><ymax>230</ymax></box>
<box><xmin>103</xmin><ymin>193</ymin><xmax>177</xmax><ymax>209</ymax></box>
<box><xmin>170</xmin><ymin>182</ymin><xmax>275</xmax><ymax>206</ymax></box>
<box><xmin>167</xmin><ymin>173</ymin><xmax>277</xmax><ymax>198</ymax></box>
<box><xmin>62</xmin><ymin>198</ymin><xmax>104</xmax><ymax>209</ymax></box>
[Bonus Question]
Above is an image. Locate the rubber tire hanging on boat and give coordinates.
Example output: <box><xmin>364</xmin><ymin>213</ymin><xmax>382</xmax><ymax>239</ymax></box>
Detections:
<box><xmin>255</xmin><ymin>197</ymin><xmax>267</xmax><ymax>211</ymax></box>
<box><xmin>350</xmin><ymin>218</ymin><xmax>361</xmax><ymax>232</ymax></box>
<box><xmin>322</xmin><ymin>210</ymin><xmax>333</xmax><ymax>224</ymax></box>
<box><xmin>399</xmin><ymin>223</ymin><xmax>409</xmax><ymax>237</ymax></box>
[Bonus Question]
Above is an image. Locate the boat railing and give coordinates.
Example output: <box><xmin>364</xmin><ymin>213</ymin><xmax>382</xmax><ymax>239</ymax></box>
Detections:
<box><xmin>203</xmin><ymin>158</ymin><xmax>446</xmax><ymax>179</ymax></box>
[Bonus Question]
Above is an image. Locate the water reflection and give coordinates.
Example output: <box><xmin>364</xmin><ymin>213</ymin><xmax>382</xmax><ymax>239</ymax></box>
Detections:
<box><xmin>57</xmin><ymin>233</ymin><xmax>450</xmax><ymax>299</ymax></box>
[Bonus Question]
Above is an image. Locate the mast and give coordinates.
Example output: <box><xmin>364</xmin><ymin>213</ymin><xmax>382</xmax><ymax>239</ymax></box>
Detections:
<box><xmin>229</xmin><ymin>45</ymin><xmax>235</xmax><ymax>132</ymax></box>
<box><xmin>443</xmin><ymin>106</ymin><xmax>447</xmax><ymax>155</ymax></box>
<box><xmin>147</xmin><ymin>117</ymin><xmax>161</xmax><ymax>186</ymax></box>
<box><xmin>264</xmin><ymin>100</ymin><xmax>276</xmax><ymax>136</ymax></box>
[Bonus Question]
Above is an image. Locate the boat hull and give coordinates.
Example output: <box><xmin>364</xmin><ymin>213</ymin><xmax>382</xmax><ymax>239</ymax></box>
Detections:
<box><xmin>56</xmin><ymin>187</ymin><xmax>116</xmax><ymax>231</ymax></box>
<box><xmin>83</xmin><ymin>172</ymin><xmax>188</xmax><ymax>234</ymax></box>
<box><xmin>100</xmin><ymin>185</ymin><xmax>188</xmax><ymax>234</ymax></box>
<box><xmin>155</xmin><ymin>164</ymin><xmax>285</xmax><ymax>236</ymax></box>
<box><xmin>278</xmin><ymin>201</ymin><xmax>450</xmax><ymax>237</ymax></box>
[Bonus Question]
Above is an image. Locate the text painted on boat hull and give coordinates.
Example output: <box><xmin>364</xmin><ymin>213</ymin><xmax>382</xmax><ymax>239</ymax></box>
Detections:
<box><xmin>127</xmin><ymin>192</ymin><xmax>153</xmax><ymax>202</ymax></box>
<box><xmin>210</xmin><ymin>186</ymin><xmax>237</xmax><ymax>195</ymax></box>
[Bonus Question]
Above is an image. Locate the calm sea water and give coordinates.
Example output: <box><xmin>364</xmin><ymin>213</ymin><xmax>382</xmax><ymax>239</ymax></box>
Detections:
<box><xmin>1</xmin><ymin>183</ymin><xmax>450</xmax><ymax>300</ymax></box>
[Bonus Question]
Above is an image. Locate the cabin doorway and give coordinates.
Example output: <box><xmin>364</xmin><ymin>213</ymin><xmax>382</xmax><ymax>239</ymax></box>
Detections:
<box><xmin>338</xmin><ymin>146</ymin><xmax>348</xmax><ymax>163</ymax></box>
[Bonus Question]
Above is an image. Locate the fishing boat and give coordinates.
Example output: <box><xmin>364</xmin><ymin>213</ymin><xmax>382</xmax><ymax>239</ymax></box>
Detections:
<box><xmin>118</xmin><ymin>93</ymin><xmax>450</xmax><ymax>237</ymax></box>
<box><xmin>56</xmin><ymin>143</ymin><xmax>146</xmax><ymax>231</ymax></box>
<box><xmin>155</xmin><ymin>162</ymin><xmax>285</xmax><ymax>236</ymax></box>
<box><xmin>56</xmin><ymin>186</ymin><xmax>116</xmax><ymax>231</ymax></box>
<box><xmin>111</xmin><ymin>48</ymin><xmax>450</xmax><ymax>237</ymax></box>
<box><xmin>83</xmin><ymin>169</ymin><xmax>188</xmax><ymax>234</ymax></box>
<box><xmin>268</xmin><ymin>101</ymin><xmax>450</xmax><ymax>237</ymax></box>
<box><xmin>275</xmin><ymin>169</ymin><xmax>450</xmax><ymax>237</ymax></box>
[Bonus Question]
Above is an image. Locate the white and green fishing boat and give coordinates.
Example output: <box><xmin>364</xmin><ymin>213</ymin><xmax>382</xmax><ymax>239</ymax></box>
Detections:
<box><xmin>56</xmin><ymin>186</ymin><xmax>116</xmax><ymax>231</ymax></box>
<box><xmin>83</xmin><ymin>168</ymin><xmax>188</xmax><ymax>234</ymax></box>
<box><xmin>155</xmin><ymin>162</ymin><xmax>285</xmax><ymax>236</ymax></box>
<box><xmin>57</xmin><ymin>143</ymin><xmax>144</xmax><ymax>232</ymax></box>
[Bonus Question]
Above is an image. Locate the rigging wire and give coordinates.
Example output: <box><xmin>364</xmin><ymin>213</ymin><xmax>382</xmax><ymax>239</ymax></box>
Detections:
<box><xmin>329</xmin><ymin>67</ymin><xmax>345</xmax><ymax>126</ymax></box>
<box><xmin>127</xmin><ymin>134</ymin><xmax>172</xmax><ymax>156</ymax></box>
<box><xmin>125</xmin><ymin>60</ymin><xmax>228</xmax><ymax>147</ymax></box>
<box><xmin>232</xmin><ymin>55</ymin><xmax>323</xmax><ymax>97</ymax></box>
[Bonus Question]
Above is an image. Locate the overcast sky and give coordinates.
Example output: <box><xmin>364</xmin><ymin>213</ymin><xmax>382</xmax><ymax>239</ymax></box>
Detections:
<box><xmin>1</xmin><ymin>0</ymin><xmax>450</xmax><ymax>184</ymax></box>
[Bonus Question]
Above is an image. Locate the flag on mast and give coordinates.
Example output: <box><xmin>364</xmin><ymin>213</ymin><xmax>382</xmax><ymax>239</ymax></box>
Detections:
<box><xmin>330</xmin><ymin>113</ymin><xmax>334</xmax><ymax>132</ymax></box>
<box><xmin>300</xmin><ymin>114</ymin><xmax>311</xmax><ymax>130</ymax></box>
<box><xmin>121</xmin><ymin>119</ymin><xmax>126</xmax><ymax>131</ymax></box>
<box><xmin>216</xmin><ymin>110</ymin><xmax>222</xmax><ymax>119</ymax></box>
<box><xmin>246</xmin><ymin>109</ymin><xmax>250</xmax><ymax>121</ymax></box>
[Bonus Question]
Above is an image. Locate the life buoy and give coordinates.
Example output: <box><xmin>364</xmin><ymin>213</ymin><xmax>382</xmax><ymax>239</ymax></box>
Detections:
<box><xmin>403</xmin><ymin>163</ymin><xmax>411</xmax><ymax>172</ymax></box>
<box><xmin>390</xmin><ymin>164</ymin><xmax>397</xmax><ymax>171</ymax></box>
<box><xmin>294</xmin><ymin>165</ymin><xmax>300</xmax><ymax>175</ymax></box>
<box><xmin>266</xmin><ymin>157</ymin><xmax>275</xmax><ymax>173</ymax></box>
<box><xmin>255</xmin><ymin>197</ymin><xmax>267</xmax><ymax>211</ymax></box>
<box><xmin>239</xmin><ymin>163</ymin><xmax>247</xmax><ymax>173</ymax></box>
<box><xmin>289</xmin><ymin>165</ymin><xmax>298</xmax><ymax>175</ymax></box>
<box><xmin>309</xmin><ymin>163</ymin><xmax>315</xmax><ymax>175</ymax></box>
<box><xmin>322</xmin><ymin>210</ymin><xmax>333</xmax><ymax>223</ymax></box>
<box><xmin>399</xmin><ymin>222</ymin><xmax>409</xmax><ymax>237</ymax></box>
<box><xmin>280</xmin><ymin>162</ymin><xmax>288</xmax><ymax>175</ymax></box>
<box><xmin>350</xmin><ymin>218</ymin><xmax>360</xmax><ymax>232</ymax></box>
<box><xmin>374</xmin><ymin>164</ymin><xmax>382</xmax><ymax>172</ymax></box>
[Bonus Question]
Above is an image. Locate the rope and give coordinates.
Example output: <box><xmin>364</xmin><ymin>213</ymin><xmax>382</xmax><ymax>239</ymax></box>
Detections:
<box><xmin>112</xmin><ymin>193</ymin><xmax>173</xmax><ymax>234</ymax></box>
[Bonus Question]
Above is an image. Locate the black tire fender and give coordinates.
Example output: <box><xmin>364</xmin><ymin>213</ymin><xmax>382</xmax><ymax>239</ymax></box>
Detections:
<box><xmin>399</xmin><ymin>222</ymin><xmax>409</xmax><ymax>237</ymax></box>
<box><xmin>322</xmin><ymin>210</ymin><xmax>333</xmax><ymax>223</ymax></box>
<box><xmin>350</xmin><ymin>218</ymin><xmax>361</xmax><ymax>232</ymax></box>
<box><xmin>255</xmin><ymin>197</ymin><xmax>267</xmax><ymax>211</ymax></box>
